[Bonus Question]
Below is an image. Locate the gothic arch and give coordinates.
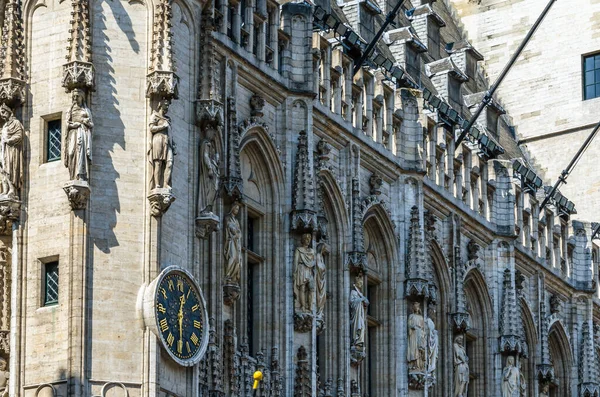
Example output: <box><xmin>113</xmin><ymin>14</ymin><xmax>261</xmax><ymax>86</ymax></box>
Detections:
<box><xmin>429</xmin><ymin>238</ymin><xmax>452</xmax><ymax>396</ymax></box>
<box><xmin>317</xmin><ymin>171</ymin><xmax>350</xmax><ymax>387</ymax></box>
<box><xmin>520</xmin><ymin>298</ymin><xmax>538</xmax><ymax>396</ymax></box>
<box><xmin>361</xmin><ymin>203</ymin><xmax>398</xmax><ymax>396</ymax></box>
<box><xmin>548</xmin><ymin>321</ymin><xmax>573</xmax><ymax>396</ymax></box>
<box><xmin>463</xmin><ymin>267</ymin><xmax>493</xmax><ymax>396</ymax></box>
<box><xmin>236</xmin><ymin>130</ymin><xmax>284</xmax><ymax>357</ymax></box>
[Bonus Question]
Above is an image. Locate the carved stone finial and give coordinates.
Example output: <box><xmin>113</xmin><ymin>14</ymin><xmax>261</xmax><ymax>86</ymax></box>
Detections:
<box><xmin>222</xmin><ymin>97</ymin><xmax>243</xmax><ymax>200</ymax></box>
<box><xmin>146</xmin><ymin>0</ymin><xmax>178</xmax><ymax>100</ymax></box>
<box><xmin>499</xmin><ymin>268</ymin><xmax>525</xmax><ymax>356</ymax></box>
<box><xmin>250</xmin><ymin>94</ymin><xmax>265</xmax><ymax>118</ymax></box>
<box><xmin>537</xmin><ymin>297</ymin><xmax>554</xmax><ymax>384</ymax></box>
<box><xmin>0</xmin><ymin>0</ymin><xmax>26</xmax><ymax>105</ymax></box>
<box><xmin>579</xmin><ymin>322</ymin><xmax>600</xmax><ymax>396</ymax></box>
<box><xmin>63</xmin><ymin>180</ymin><xmax>90</xmax><ymax>211</ymax></box>
<box><xmin>405</xmin><ymin>206</ymin><xmax>430</xmax><ymax>298</ymax></box>
<box><xmin>62</xmin><ymin>0</ymin><xmax>94</xmax><ymax>92</ymax></box>
<box><xmin>291</xmin><ymin>130</ymin><xmax>316</xmax><ymax>232</ymax></box>
<box><xmin>294</xmin><ymin>346</ymin><xmax>311</xmax><ymax>397</ymax></box>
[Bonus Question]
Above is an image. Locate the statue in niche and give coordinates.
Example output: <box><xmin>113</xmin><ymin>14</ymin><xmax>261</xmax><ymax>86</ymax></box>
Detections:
<box><xmin>407</xmin><ymin>301</ymin><xmax>426</xmax><ymax>372</ymax></box>
<box><xmin>0</xmin><ymin>357</ymin><xmax>8</xmax><ymax>397</ymax></box>
<box><xmin>349</xmin><ymin>274</ymin><xmax>369</xmax><ymax>353</ymax></box>
<box><xmin>293</xmin><ymin>233</ymin><xmax>315</xmax><ymax>313</ymax></box>
<box><xmin>315</xmin><ymin>241</ymin><xmax>328</xmax><ymax>317</ymax></box>
<box><xmin>65</xmin><ymin>89</ymin><xmax>93</xmax><ymax>182</ymax></box>
<box><xmin>453</xmin><ymin>335</ymin><xmax>469</xmax><ymax>397</ymax></box>
<box><xmin>539</xmin><ymin>384</ymin><xmax>549</xmax><ymax>397</ymax></box>
<box><xmin>148</xmin><ymin>99</ymin><xmax>175</xmax><ymax>190</ymax></box>
<box><xmin>0</xmin><ymin>104</ymin><xmax>23</xmax><ymax>198</ymax></box>
<box><xmin>224</xmin><ymin>202</ymin><xmax>242</xmax><ymax>285</ymax></box>
<box><xmin>198</xmin><ymin>121</ymin><xmax>220</xmax><ymax>214</ymax></box>
<box><xmin>426</xmin><ymin>307</ymin><xmax>439</xmax><ymax>375</ymax></box>
<box><xmin>502</xmin><ymin>356</ymin><xmax>520</xmax><ymax>397</ymax></box>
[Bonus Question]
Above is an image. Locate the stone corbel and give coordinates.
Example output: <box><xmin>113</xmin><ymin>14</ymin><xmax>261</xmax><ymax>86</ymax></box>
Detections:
<box><xmin>0</xmin><ymin>196</ymin><xmax>20</xmax><ymax>234</ymax></box>
<box><xmin>147</xmin><ymin>187</ymin><xmax>175</xmax><ymax>217</ymax></box>
<box><xmin>0</xmin><ymin>78</ymin><xmax>25</xmax><ymax>106</ymax></box>
<box><xmin>63</xmin><ymin>181</ymin><xmax>90</xmax><ymax>211</ymax></box>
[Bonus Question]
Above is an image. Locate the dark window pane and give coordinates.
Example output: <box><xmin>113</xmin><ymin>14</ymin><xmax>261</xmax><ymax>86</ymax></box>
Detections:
<box><xmin>586</xmin><ymin>70</ymin><xmax>595</xmax><ymax>85</ymax></box>
<box><xmin>586</xmin><ymin>84</ymin><xmax>595</xmax><ymax>100</ymax></box>
<box><xmin>595</xmin><ymin>55</ymin><xmax>600</xmax><ymax>69</ymax></box>
<box><xmin>585</xmin><ymin>56</ymin><xmax>595</xmax><ymax>71</ymax></box>
<box><xmin>47</xmin><ymin>119</ymin><xmax>61</xmax><ymax>162</ymax></box>
<box><xmin>596</xmin><ymin>83</ymin><xmax>600</xmax><ymax>97</ymax></box>
<box><xmin>44</xmin><ymin>261</ymin><xmax>59</xmax><ymax>305</ymax></box>
<box><xmin>596</xmin><ymin>69</ymin><xmax>600</xmax><ymax>84</ymax></box>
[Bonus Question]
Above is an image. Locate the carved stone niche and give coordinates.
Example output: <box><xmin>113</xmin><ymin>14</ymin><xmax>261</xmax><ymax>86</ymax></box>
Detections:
<box><xmin>63</xmin><ymin>180</ymin><xmax>90</xmax><ymax>211</ymax></box>
<box><xmin>62</xmin><ymin>61</ymin><xmax>95</xmax><ymax>92</ymax></box>
<box><xmin>0</xmin><ymin>78</ymin><xmax>25</xmax><ymax>107</ymax></box>
<box><xmin>146</xmin><ymin>70</ymin><xmax>179</xmax><ymax>100</ymax></box>
<box><xmin>147</xmin><ymin>187</ymin><xmax>175</xmax><ymax>217</ymax></box>
<box><xmin>0</xmin><ymin>197</ymin><xmax>19</xmax><ymax>235</ymax></box>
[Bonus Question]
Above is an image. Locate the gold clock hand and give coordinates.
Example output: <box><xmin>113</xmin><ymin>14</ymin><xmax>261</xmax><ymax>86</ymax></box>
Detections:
<box><xmin>178</xmin><ymin>294</ymin><xmax>186</xmax><ymax>352</ymax></box>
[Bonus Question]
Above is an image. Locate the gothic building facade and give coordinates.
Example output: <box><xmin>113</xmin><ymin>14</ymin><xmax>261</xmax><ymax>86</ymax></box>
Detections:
<box><xmin>0</xmin><ymin>0</ymin><xmax>597</xmax><ymax>396</ymax></box>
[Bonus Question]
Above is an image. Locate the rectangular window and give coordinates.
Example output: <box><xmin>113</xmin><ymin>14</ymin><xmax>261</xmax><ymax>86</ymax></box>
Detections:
<box><xmin>43</xmin><ymin>261</ymin><xmax>59</xmax><ymax>306</ymax></box>
<box><xmin>583</xmin><ymin>53</ymin><xmax>600</xmax><ymax>100</ymax></box>
<box><xmin>46</xmin><ymin>119</ymin><xmax>62</xmax><ymax>162</ymax></box>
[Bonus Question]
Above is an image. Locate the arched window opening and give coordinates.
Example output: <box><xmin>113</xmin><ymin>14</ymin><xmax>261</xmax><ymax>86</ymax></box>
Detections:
<box><xmin>463</xmin><ymin>271</ymin><xmax>492</xmax><ymax>397</ymax></box>
<box><xmin>548</xmin><ymin>324</ymin><xmax>572</xmax><ymax>397</ymax></box>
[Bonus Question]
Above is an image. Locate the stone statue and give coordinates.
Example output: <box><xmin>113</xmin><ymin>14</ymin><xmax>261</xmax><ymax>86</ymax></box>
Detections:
<box><xmin>454</xmin><ymin>335</ymin><xmax>469</xmax><ymax>397</ymax></box>
<box><xmin>407</xmin><ymin>301</ymin><xmax>426</xmax><ymax>372</ymax></box>
<box><xmin>148</xmin><ymin>100</ymin><xmax>175</xmax><ymax>189</ymax></box>
<box><xmin>224</xmin><ymin>202</ymin><xmax>242</xmax><ymax>285</ymax></box>
<box><xmin>502</xmin><ymin>356</ymin><xmax>520</xmax><ymax>397</ymax></box>
<box><xmin>0</xmin><ymin>357</ymin><xmax>8</xmax><ymax>397</ymax></box>
<box><xmin>0</xmin><ymin>104</ymin><xmax>23</xmax><ymax>198</ymax></box>
<box><xmin>198</xmin><ymin>123</ymin><xmax>220</xmax><ymax>214</ymax></box>
<box><xmin>426</xmin><ymin>307</ymin><xmax>439</xmax><ymax>375</ymax></box>
<box><xmin>293</xmin><ymin>233</ymin><xmax>315</xmax><ymax>313</ymax></box>
<box><xmin>349</xmin><ymin>274</ymin><xmax>369</xmax><ymax>352</ymax></box>
<box><xmin>539</xmin><ymin>384</ymin><xmax>549</xmax><ymax>397</ymax></box>
<box><xmin>315</xmin><ymin>242</ymin><xmax>328</xmax><ymax>317</ymax></box>
<box><xmin>65</xmin><ymin>88</ymin><xmax>93</xmax><ymax>181</ymax></box>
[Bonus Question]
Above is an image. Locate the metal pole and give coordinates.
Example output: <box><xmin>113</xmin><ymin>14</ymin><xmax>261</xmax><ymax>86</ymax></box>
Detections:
<box><xmin>540</xmin><ymin>120</ymin><xmax>600</xmax><ymax>210</ymax></box>
<box><xmin>455</xmin><ymin>0</ymin><xmax>558</xmax><ymax>145</ymax></box>
<box><xmin>352</xmin><ymin>0</ymin><xmax>405</xmax><ymax>75</ymax></box>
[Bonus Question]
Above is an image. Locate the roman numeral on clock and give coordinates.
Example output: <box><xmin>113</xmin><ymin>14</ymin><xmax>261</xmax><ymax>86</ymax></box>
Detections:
<box><xmin>190</xmin><ymin>332</ymin><xmax>199</xmax><ymax>346</ymax></box>
<box><xmin>159</xmin><ymin>318</ymin><xmax>169</xmax><ymax>332</ymax></box>
<box><xmin>178</xmin><ymin>340</ymin><xmax>183</xmax><ymax>354</ymax></box>
<box><xmin>166</xmin><ymin>332</ymin><xmax>174</xmax><ymax>347</ymax></box>
<box><xmin>194</xmin><ymin>320</ymin><xmax>201</xmax><ymax>329</ymax></box>
<box><xmin>191</xmin><ymin>304</ymin><xmax>199</xmax><ymax>312</ymax></box>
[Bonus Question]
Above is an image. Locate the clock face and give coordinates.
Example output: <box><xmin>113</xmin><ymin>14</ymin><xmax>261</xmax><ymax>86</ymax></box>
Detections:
<box><xmin>155</xmin><ymin>271</ymin><xmax>206</xmax><ymax>362</ymax></box>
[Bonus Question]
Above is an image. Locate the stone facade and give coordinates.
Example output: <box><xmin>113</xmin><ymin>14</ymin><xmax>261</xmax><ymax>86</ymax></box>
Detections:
<box><xmin>0</xmin><ymin>0</ymin><xmax>597</xmax><ymax>396</ymax></box>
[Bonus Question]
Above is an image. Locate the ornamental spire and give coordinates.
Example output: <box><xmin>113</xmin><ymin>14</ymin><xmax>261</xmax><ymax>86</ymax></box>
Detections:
<box><xmin>499</xmin><ymin>268</ymin><xmax>525</xmax><ymax>355</ymax></box>
<box><xmin>62</xmin><ymin>0</ymin><xmax>94</xmax><ymax>91</ymax></box>
<box><xmin>146</xmin><ymin>0</ymin><xmax>178</xmax><ymax>100</ymax></box>
<box><xmin>0</xmin><ymin>0</ymin><xmax>25</xmax><ymax>104</ymax></box>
